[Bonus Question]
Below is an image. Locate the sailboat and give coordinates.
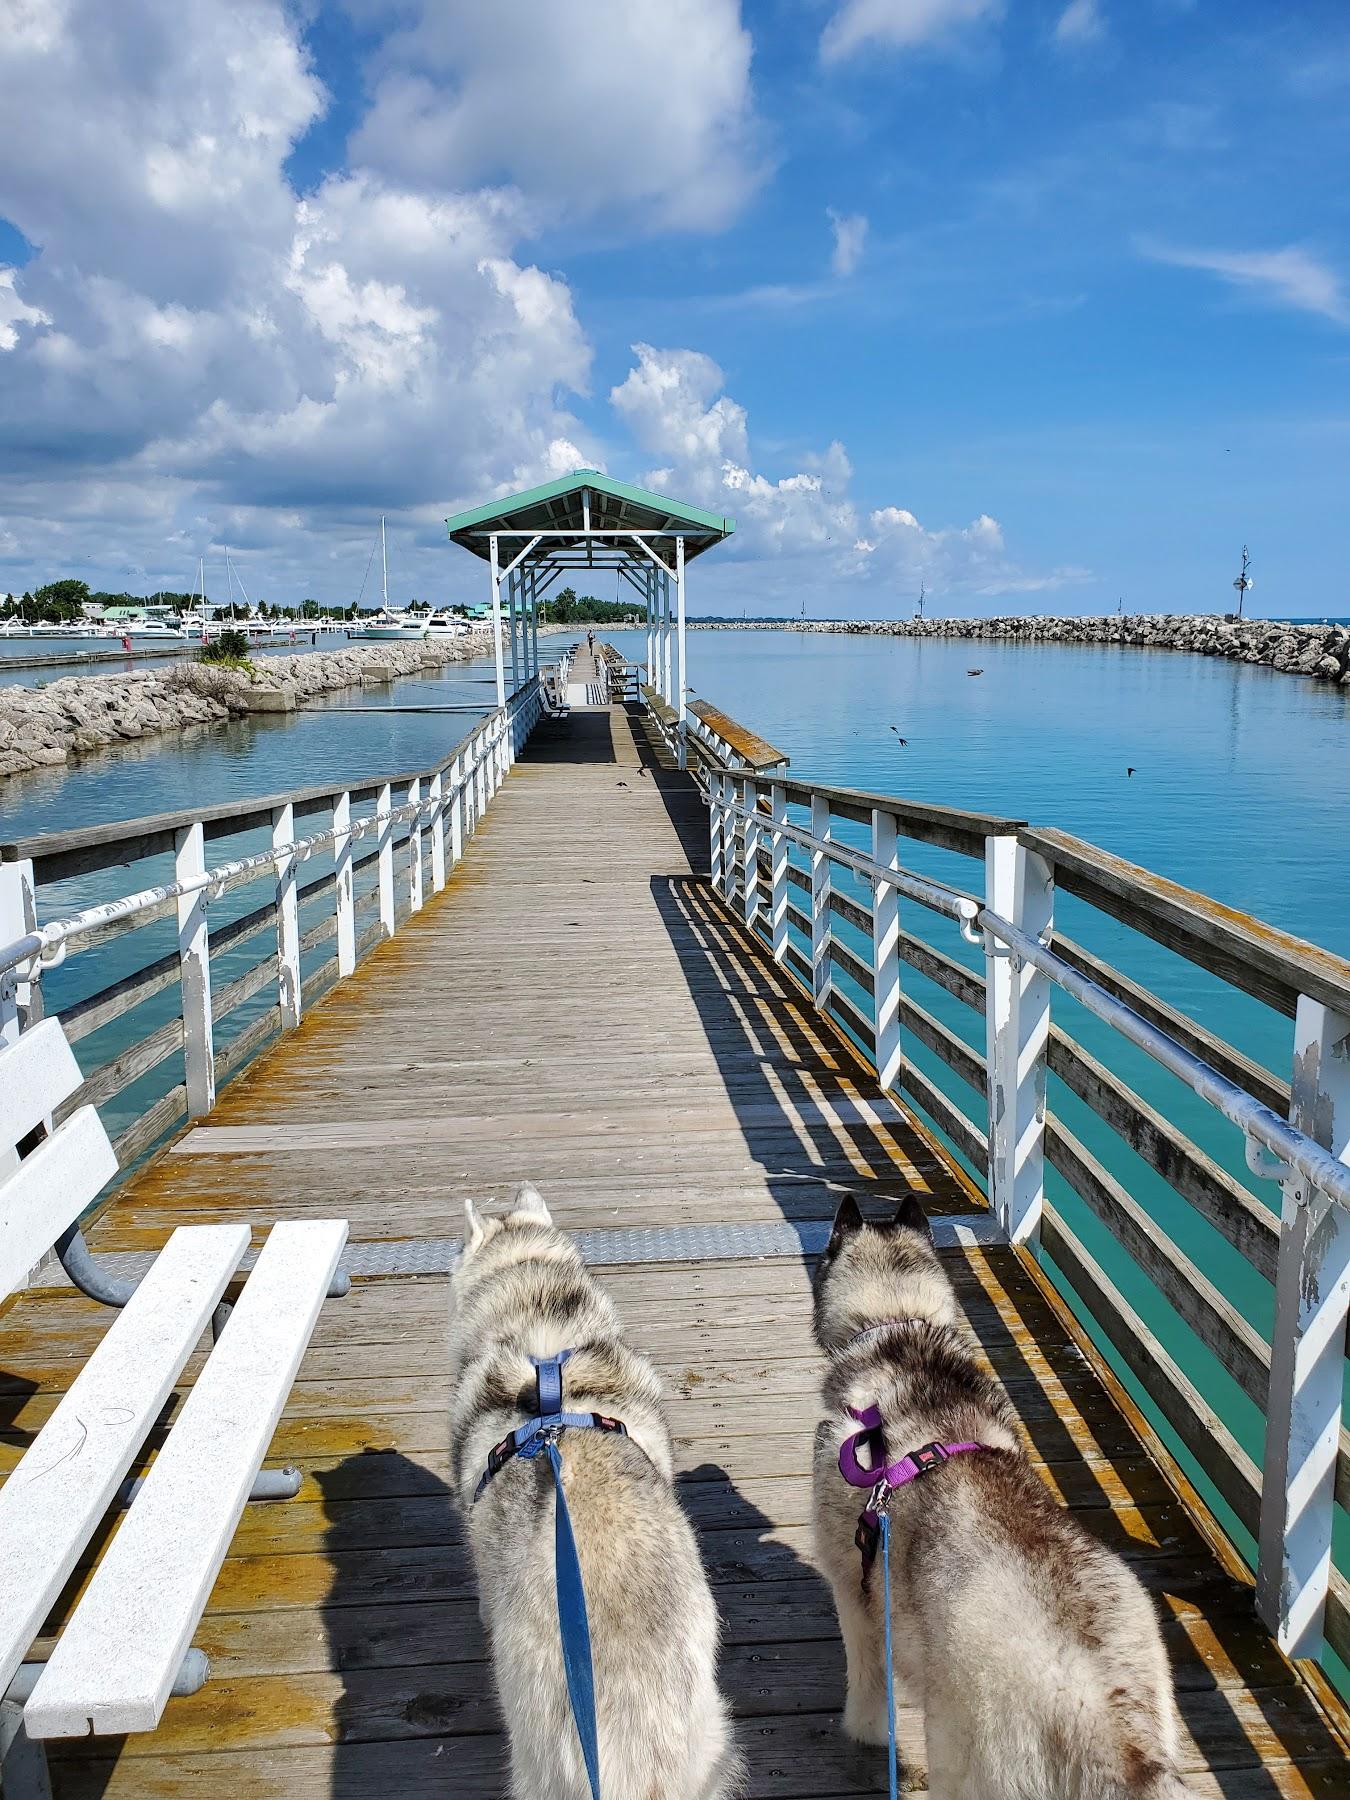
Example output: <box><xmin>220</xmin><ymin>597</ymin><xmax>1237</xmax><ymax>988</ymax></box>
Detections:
<box><xmin>348</xmin><ymin>517</ymin><xmax>429</xmax><ymax>641</ymax></box>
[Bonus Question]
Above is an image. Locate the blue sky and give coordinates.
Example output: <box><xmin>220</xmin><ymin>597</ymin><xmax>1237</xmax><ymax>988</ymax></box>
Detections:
<box><xmin>1</xmin><ymin>1</ymin><xmax>1347</xmax><ymax>616</ymax></box>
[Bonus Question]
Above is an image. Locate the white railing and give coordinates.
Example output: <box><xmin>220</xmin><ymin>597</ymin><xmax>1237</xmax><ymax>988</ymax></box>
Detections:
<box><xmin>665</xmin><ymin>698</ymin><xmax>1350</xmax><ymax>1677</ymax></box>
<box><xmin>0</xmin><ymin>676</ymin><xmax>549</xmax><ymax>1168</ymax></box>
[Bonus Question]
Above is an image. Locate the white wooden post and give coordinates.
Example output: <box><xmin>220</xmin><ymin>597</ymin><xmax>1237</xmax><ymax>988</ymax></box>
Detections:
<box><xmin>376</xmin><ymin>782</ymin><xmax>395</xmax><ymax>938</ymax></box>
<box><xmin>272</xmin><ymin>804</ymin><xmax>301</xmax><ymax>1031</ymax></box>
<box><xmin>810</xmin><ymin>793</ymin><xmax>833</xmax><ymax>1007</ymax></box>
<box><xmin>508</xmin><ymin>570</ymin><xmax>521</xmax><ymax>696</ymax></box>
<box><xmin>0</xmin><ymin>860</ymin><xmax>37</xmax><ymax>1182</ymax></box>
<box><xmin>1256</xmin><ymin>997</ymin><xmax>1350</xmax><ymax>1659</ymax></box>
<box><xmin>872</xmin><ymin>807</ymin><xmax>902</xmax><ymax>1093</ymax></box>
<box><xmin>769</xmin><ymin>784</ymin><xmax>789</xmax><ymax>966</ymax></box>
<box><xmin>489</xmin><ymin>534</ymin><xmax>506</xmax><ymax>709</ymax></box>
<box><xmin>174</xmin><ymin>822</ymin><xmax>215</xmax><ymax>1118</ymax></box>
<box><xmin>429</xmin><ymin>770</ymin><xmax>446</xmax><ymax>892</ymax></box>
<box><xmin>676</xmin><ymin>535</ymin><xmax>688</xmax><ymax>771</ymax></box>
<box><xmin>451</xmin><ymin>753</ymin><xmax>466</xmax><ymax>864</ymax></box>
<box><xmin>0</xmin><ymin>859</ymin><xmax>37</xmax><ymax>1053</ymax></box>
<box><xmin>662</xmin><ymin>571</ymin><xmax>673</xmax><ymax>707</ymax></box>
<box><xmin>333</xmin><ymin>791</ymin><xmax>355</xmax><ymax>976</ymax></box>
<box><xmin>646</xmin><ymin>568</ymin><xmax>655</xmax><ymax>687</ymax></box>
<box><xmin>407</xmin><ymin>777</ymin><xmax>423</xmax><ymax>914</ymax></box>
<box><xmin>475</xmin><ymin>734</ymin><xmax>488</xmax><ymax>826</ymax></box>
<box><xmin>983</xmin><ymin>835</ymin><xmax>1053</xmax><ymax>1243</ymax></box>
<box><xmin>742</xmin><ymin>780</ymin><xmax>761</xmax><ymax>930</ymax></box>
<box><xmin>709</xmin><ymin>772</ymin><xmax>726</xmax><ymax>900</ymax></box>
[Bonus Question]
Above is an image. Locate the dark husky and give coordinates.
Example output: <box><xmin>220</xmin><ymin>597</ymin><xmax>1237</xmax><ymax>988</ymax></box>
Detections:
<box><xmin>811</xmin><ymin>1190</ymin><xmax>1191</xmax><ymax>1798</ymax></box>
<box><xmin>448</xmin><ymin>1182</ymin><xmax>744</xmax><ymax>1799</ymax></box>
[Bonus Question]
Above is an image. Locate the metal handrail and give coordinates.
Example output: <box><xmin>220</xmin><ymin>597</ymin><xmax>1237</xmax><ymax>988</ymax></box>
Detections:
<box><xmin>0</xmin><ymin>715</ymin><xmax>507</xmax><ymax>980</ymax></box>
<box><xmin>982</xmin><ymin>910</ymin><xmax>1350</xmax><ymax>1214</ymax></box>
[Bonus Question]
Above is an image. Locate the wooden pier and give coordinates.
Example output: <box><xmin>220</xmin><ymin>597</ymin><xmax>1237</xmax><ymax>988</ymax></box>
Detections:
<box><xmin>2</xmin><ymin>648</ymin><xmax>1348</xmax><ymax>1794</ymax></box>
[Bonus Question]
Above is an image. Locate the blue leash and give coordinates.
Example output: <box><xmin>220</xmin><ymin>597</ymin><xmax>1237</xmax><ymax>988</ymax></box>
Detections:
<box><xmin>526</xmin><ymin>1353</ymin><xmax>602</xmax><ymax>1800</ymax></box>
<box><xmin>545</xmin><ymin>1437</ymin><xmax>601</xmax><ymax>1800</ymax></box>
<box><xmin>879</xmin><ymin>1511</ymin><xmax>898</xmax><ymax>1800</ymax></box>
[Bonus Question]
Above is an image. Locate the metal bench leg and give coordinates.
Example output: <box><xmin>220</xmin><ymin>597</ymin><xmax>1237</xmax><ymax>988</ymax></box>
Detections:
<box><xmin>116</xmin><ymin>1464</ymin><xmax>303</xmax><ymax>1507</ymax></box>
<box><xmin>0</xmin><ymin>1700</ymin><xmax>51</xmax><ymax>1800</ymax></box>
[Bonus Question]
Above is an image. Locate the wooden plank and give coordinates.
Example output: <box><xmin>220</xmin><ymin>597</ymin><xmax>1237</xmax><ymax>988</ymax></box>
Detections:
<box><xmin>26</xmin><ymin>1220</ymin><xmax>348</xmax><ymax>1738</ymax></box>
<box><xmin>688</xmin><ymin>700</ymin><xmax>788</xmax><ymax>771</ymax></box>
<box><xmin>1040</xmin><ymin>1208</ymin><xmax>1262</xmax><ymax>1538</ymax></box>
<box><xmin>0</xmin><ymin>1108</ymin><xmax>117</xmax><ymax>1298</ymax></box>
<box><xmin>1021</xmin><ymin>826</ymin><xmax>1350</xmax><ymax>1020</ymax></box>
<box><xmin>0</xmin><ymin>1222</ymin><xmax>248</xmax><ymax>1697</ymax></box>
<box><xmin>1048</xmin><ymin>1028</ymin><xmax>1279</xmax><ymax>1282</ymax></box>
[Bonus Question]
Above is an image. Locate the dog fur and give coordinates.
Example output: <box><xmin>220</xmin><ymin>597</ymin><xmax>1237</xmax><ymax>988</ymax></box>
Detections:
<box><xmin>448</xmin><ymin>1182</ymin><xmax>744</xmax><ymax>1799</ymax></box>
<box><xmin>811</xmin><ymin>1190</ymin><xmax>1191</xmax><ymax>1799</ymax></box>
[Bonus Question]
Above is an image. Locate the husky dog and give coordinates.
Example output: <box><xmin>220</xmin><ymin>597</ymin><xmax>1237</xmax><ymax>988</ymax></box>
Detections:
<box><xmin>448</xmin><ymin>1182</ymin><xmax>744</xmax><ymax>1800</ymax></box>
<box><xmin>811</xmin><ymin>1191</ymin><xmax>1190</xmax><ymax>1799</ymax></box>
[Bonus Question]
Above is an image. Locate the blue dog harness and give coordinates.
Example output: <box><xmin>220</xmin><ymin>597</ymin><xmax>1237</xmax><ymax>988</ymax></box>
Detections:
<box><xmin>473</xmin><ymin>1349</ymin><xmax>629</xmax><ymax>1800</ymax></box>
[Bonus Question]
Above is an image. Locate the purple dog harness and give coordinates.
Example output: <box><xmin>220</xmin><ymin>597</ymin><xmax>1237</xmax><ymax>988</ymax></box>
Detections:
<box><xmin>838</xmin><ymin>1403</ymin><xmax>987</xmax><ymax>1579</ymax></box>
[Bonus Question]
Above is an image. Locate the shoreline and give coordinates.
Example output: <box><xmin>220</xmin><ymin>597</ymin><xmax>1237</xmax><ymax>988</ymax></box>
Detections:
<box><xmin>688</xmin><ymin>613</ymin><xmax>1350</xmax><ymax>686</ymax></box>
<box><xmin>0</xmin><ymin>632</ymin><xmax>501</xmax><ymax>781</ymax></box>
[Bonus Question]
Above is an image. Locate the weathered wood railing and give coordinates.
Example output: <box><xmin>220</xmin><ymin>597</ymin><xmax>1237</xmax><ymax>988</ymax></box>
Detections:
<box><xmin>0</xmin><ymin>677</ymin><xmax>549</xmax><ymax>1182</ymax></box>
<box><xmin>648</xmin><ymin>690</ymin><xmax>1350</xmax><ymax>1683</ymax></box>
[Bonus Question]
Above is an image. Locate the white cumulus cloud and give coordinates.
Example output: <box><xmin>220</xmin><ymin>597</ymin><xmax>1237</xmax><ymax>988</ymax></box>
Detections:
<box><xmin>609</xmin><ymin>343</ymin><xmax>1056</xmax><ymax>603</ymax></box>
<box><xmin>821</xmin><ymin>0</ymin><xmax>1002</xmax><ymax>67</ymax></box>
<box><xmin>351</xmin><ymin>0</ymin><xmax>765</xmax><ymax>232</ymax></box>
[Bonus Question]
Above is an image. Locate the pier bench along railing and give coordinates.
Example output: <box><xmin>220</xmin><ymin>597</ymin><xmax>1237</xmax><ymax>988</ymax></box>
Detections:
<box><xmin>645</xmin><ymin>687</ymin><xmax>1350</xmax><ymax>1689</ymax></box>
<box><xmin>0</xmin><ymin>674</ymin><xmax>551</xmax><ymax>1189</ymax></box>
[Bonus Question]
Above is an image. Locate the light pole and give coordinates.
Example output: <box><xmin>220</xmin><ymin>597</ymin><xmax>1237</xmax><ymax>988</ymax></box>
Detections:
<box><xmin>1233</xmin><ymin>546</ymin><xmax>1253</xmax><ymax>618</ymax></box>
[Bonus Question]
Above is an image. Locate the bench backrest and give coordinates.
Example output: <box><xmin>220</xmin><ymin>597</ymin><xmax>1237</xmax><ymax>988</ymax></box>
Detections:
<box><xmin>0</xmin><ymin>1018</ymin><xmax>118</xmax><ymax>1301</ymax></box>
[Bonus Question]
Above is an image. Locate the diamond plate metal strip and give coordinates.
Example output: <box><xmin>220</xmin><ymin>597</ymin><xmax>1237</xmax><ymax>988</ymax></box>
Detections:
<box><xmin>35</xmin><ymin>1212</ymin><xmax>1002</xmax><ymax>1289</ymax></box>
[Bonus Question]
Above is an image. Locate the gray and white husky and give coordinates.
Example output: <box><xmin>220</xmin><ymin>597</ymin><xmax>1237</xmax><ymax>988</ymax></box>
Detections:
<box><xmin>448</xmin><ymin>1182</ymin><xmax>744</xmax><ymax>1800</ymax></box>
<box><xmin>811</xmin><ymin>1191</ymin><xmax>1191</xmax><ymax>1799</ymax></box>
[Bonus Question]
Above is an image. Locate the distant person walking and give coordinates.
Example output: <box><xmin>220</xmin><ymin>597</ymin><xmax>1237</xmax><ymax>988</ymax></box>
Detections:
<box><xmin>587</xmin><ymin>630</ymin><xmax>595</xmax><ymax>657</ymax></box>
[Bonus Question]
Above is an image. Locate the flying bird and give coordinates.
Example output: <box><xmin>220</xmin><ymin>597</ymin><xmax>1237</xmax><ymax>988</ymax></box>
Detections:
<box><xmin>967</xmin><ymin>668</ymin><xmax>984</xmax><ymax>677</ymax></box>
<box><xmin>889</xmin><ymin>726</ymin><xmax>908</xmax><ymax>746</ymax></box>
<box><xmin>1126</xmin><ymin>767</ymin><xmax>1136</xmax><ymax>778</ymax></box>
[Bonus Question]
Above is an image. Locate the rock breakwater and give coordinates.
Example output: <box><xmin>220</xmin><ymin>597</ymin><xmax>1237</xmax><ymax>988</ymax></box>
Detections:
<box><xmin>0</xmin><ymin>633</ymin><xmax>494</xmax><ymax>780</ymax></box>
<box><xmin>691</xmin><ymin>614</ymin><xmax>1350</xmax><ymax>686</ymax></box>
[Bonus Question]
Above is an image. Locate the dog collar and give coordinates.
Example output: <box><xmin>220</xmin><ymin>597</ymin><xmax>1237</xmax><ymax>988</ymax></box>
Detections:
<box><xmin>841</xmin><ymin>1318</ymin><xmax>927</xmax><ymax>1354</ymax></box>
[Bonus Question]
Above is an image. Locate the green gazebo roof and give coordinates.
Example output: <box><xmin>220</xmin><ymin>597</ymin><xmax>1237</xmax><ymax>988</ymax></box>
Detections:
<box><xmin>445</xmin><ymin>470</ymin><xmax>734</xmax><ymax>568</ymax></box>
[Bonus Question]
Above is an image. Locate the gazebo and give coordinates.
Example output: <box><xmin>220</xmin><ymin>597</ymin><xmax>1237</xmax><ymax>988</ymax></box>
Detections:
<box><xmin>445</xmin><ymin>470</ymin><xmax>734</xmax><ymax>761</ymax></box>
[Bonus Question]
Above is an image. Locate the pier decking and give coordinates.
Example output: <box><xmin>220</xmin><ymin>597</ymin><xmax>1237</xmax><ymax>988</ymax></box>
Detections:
<box><xmin>3</xmin><ymin>658</ymin><xmax>1348</xmax><ymax>1794</ymax></box>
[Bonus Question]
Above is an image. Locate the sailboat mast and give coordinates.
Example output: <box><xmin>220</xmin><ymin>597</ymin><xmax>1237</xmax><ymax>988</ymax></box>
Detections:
<box><xmin>381</xmin><ymin>516</ymin><xmax>388</xmax><ymax>609</ymax></box>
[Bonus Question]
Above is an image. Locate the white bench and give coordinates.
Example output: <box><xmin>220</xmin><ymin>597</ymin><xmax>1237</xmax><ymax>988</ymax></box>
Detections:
<box><xmin>0</xmin><ymin>1017</ymin><xmax>349</xmax><ymax>1792</ymax></box>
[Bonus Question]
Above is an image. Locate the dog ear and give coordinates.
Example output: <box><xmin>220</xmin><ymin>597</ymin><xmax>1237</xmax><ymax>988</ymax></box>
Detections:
<box><xmin>824</xmin><ymin>1193</ymin><xmax>865</xmax><ymax>1261</ymax></box>
<box><xmin>463</xmin><ymin>1198</ymin><xmax>486</xmax><ymax>1254</ymax></box>
<box><xmin>890</xmin><ymin>1191</ymin><xmax>933</xmax><ymax>1242</ymax></box>
<box><xmin>511</xmin><ymin>1181</ymin><xmax>552</xmax><ymax>1225</ymax></box>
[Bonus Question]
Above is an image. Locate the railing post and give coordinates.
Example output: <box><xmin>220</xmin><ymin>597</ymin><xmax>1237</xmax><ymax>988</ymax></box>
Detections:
<box><xmin>0</xmin><ymin>860</ymin><xmax>37</xmax><ymax>1183</ymax></box>
<box><xmin>742</xmin><ymin>779</ymin><xmax>761</xmax><ymax>931</ymax></box>
<box><xmin>983</xmin><ymin>835</ymin><xmax>1052</xmax><ymax>1243</ymax></box>
<box><xmin>429</xmin><ymin>770</ymin><xmax>446</xmax><ymax>894</ymax></box>
<box><xmin>871</xmin><ymin>807</ymin><xmax>902</xmax><ymax>1093</ymax></box>
<box><xmin>475</xmin><ymin>734</ymin><xmax>487</xmax><ymax>827</ymax></box>
<box><xmin>407</xmin><ymin>778</ymin><xmax>424</xmax><ymax>914</ymax></box>
<box><xmin>174</xmin><ymin>822</ymin><xmax>215</xmax><ymax>1118</ymax></box>
<box><xmin>769</xmin><ymin>784</ymin><xmax>789</xmax><ymax>966</ymax></box>
<box><xmin>333</xmin><ymin>791</ymin><xmax>355</xmax><ymax>976</ymax></box>
<box><xmin>1257</xmin><ymin>996</ymin><xmax>1350</xmax><ymax>1660</ymax></box>
<box><xmin>451</xmin><ymin>752</ymin><xmax>466</xmax><ymax>864</ymax></box>
<box><xmin>0</xmin><ymin>859</ymin><xmax>37</xmax><ymax>1054</ymax></box>
<box><xmin>376</xmin><ymin>782</ymin><xmax>395</xmax><ymax>937</ymax></box>
<box><xmin>272</xmin><ymin>803</ymin><xmax>301</xmax><ymax>1031</ymax></box>
<box><xmin>709</xmin><ymin>771</ymin><xmax>726</xmax><ymax>901</ymax></box>
<box><xmin>810</xmin><ymin>793</ymin><xmax>832</xmax><ymax>1007</ymax></box>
